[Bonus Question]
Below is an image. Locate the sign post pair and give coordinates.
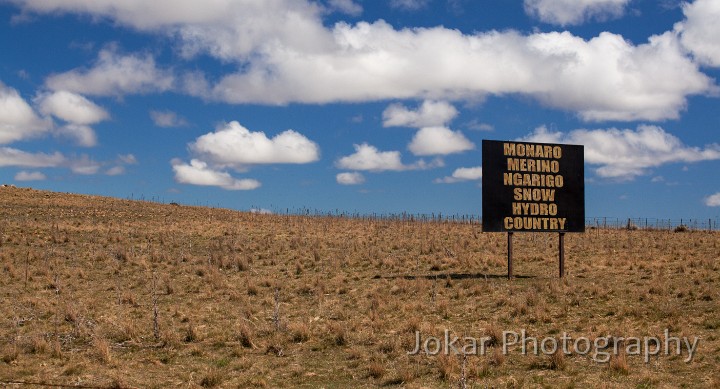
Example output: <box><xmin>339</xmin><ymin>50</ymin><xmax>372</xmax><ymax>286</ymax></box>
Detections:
<box><xmin>481</xmin><ymin>140</ymin><xmax>585</xmax><ymax>279</ymax></box>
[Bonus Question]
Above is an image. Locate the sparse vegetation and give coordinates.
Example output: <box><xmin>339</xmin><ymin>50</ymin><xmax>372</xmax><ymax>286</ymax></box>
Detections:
<box><xmin>0</xmin><ymin>186</ymin><xmax>718</xmax><ymax>387</ymax></box>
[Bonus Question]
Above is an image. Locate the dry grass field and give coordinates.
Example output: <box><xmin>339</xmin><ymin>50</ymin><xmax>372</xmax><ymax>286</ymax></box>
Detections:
<box><xmin>0</xmin><ymin>186</ymin><xmax>718</xmax><ymax>388</ymax></box>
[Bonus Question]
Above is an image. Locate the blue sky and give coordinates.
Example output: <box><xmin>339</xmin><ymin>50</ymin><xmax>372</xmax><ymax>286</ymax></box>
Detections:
<box><xmin>1</xmin><ymin>0</ymin><xmax>719</xmax><ymax>219</ymax></box>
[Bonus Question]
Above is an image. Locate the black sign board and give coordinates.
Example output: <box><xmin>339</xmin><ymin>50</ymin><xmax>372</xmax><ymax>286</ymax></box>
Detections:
<box><xmin>482</xmin><ymin>139</ymin><xmax>584</xmax><ymax>233</ymax></box>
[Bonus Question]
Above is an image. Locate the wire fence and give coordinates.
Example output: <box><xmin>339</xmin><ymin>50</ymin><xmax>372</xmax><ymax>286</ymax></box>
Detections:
<box><xmin>47</xmin><ymin>193</ymin><xmax>718</xmax><ymax>232</ymax></box>
<box><xmin>584</xmin><ymin>217</ymin><xmax>718</xmax><ymax>231</ymax></box>
<box><xmin>250</xmin><ymin>208</ymin><xmax>720</xmax><ymax>231</ymax></box>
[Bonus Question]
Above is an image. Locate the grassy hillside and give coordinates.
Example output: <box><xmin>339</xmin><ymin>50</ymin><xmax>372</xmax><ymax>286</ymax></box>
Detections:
<box><xmin>0</xmin><ymin>187</ymin><xmax>718</xmax><ymax>388</ymax></box>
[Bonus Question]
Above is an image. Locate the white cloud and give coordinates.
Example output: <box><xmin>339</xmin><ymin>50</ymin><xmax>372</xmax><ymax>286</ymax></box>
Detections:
<box><xmin>0</xmin><ymin>147</ymin><xmax>66</xmax><ymax>167</ymax></box>
<box><xmin>172</xmin><ymin>159</ymin><xmax>261</xmax><ymax>190</ymax></box>
<box><xmin>11</xmin><ymin>1</ymin><xmax>716</xmax><ymax>121</ymax></box>
<box><xmin>466</xmin><ymin>120</ymin><xmax>494</xmax><ymax>132</ymax></box>
<box><xmin>104</xmin><ymin>154</ymin><xmax>137</xmax><ymax>176</ymax></box>
<box><xmin>523</xmin><ymin>125</ymin><xmax>720</xmax><ymax>179</ymax></box>
<box><xmin>328</xmin><ymin>0</ymin><xmax>362</xmax><ymax>16</ymax></box>
<box><xmin>14</xmin><ymin>0</ymin><xmax>331</xmax><ymax>61</ymax></box>
<box><xmin>35</xmin><ymin>91</ymin><xmax>109</xmax><ymax>147</ymax></box>
<box><xmin>527</xmin><ymin>30</ymin><xmax>714</xmax><ymax>121</ymax></box>
<box><xmin>435</xmin><ymin>166</ymin><xmax>482</xmax><ymax>183</ymax></box>
<box><xmin>14</xmin><ymin>171</ymin><xmax>46</xmax><ymax>181</ymax></box>
<box><xmin>105</xmin><ymin>166</ymin><xmax>125</xmax><ymax>176</ymax></box>
<box><xmin>68</xmin><ymin>155</ymin><xmax>101</xmax><ymax>175</ymax></box>
<box><xmin>676</xmin><ymin>0</ymin><xmax>720</xmax><ymax>67</ymax></box>
<box><xmin>524</xmin><ymin>0</ymin><xmax>630</xmax><ymax>26</ymax></box>
<box><xmin>408</xmin><ymin>126</ymin><xmax>475</xmax><ymax>156</ymax></box>
<box><xmin>336</xmin><ymin>143</ymin><xmax>408</xmax><ymax>172</ymax></box>
<box><xmin>118</xmin><ymin>154</ymin><xmax>138</xmax><ymax>165</ymax></box>
<box><xmin>383</xmin><ymin>100</ymin><xmax>458</xmax><ymax>128</ymax></box>
<box><xmin>150</xmin><ymin>110</ymin><xmax>188</xmax><ymax>127</ymax></box>
<box><xmin>336</xmin><ymin>172</ymin><xmax>365</xmax><ymax>185</ymax></box>
<box><xmin>190</xmin><ymin>121</ymin><xmax>320</xmax><ymax>168</ymax></box>
<box><xmin>46</xmin><ymin>47</ymin><xmax>174</xmax><ymax>96</ymax></box>
<box><xmin>389</xmin><ymin>0</ymin><xmax>429</xmax><ymax>11</ymax></box>
<box><xmin>36</xmin><ymin>90</ymin><xmax>108</xmax><ymax>125</ymax></box>
<box><xmin>208</xmin><ymin>23</ymin><xmax>712</xmax><ymax>121</ymax></box>
<box><xmin>174</xmin><ymin>121</ymin><xmax>318</xmax><ymax>190</ymax></box>
<box><xmin>336</xmin><ymin>142</ymin><xmax>442</xmax><ymax>171</ymax></box>
<box><xmin>0</xmin><ymin>82</ymin><xmax>52</xmax><ymax>144</ymax></box>
<box><xmin>705</xmin><ymin>192</ymin><xmax>720</xmax><ymax>207</ymax></box>
<box><xmin>0</xmin><ymin>145</ymin><xmax>130</xmax><ymax>176</ymax></box>
<box><xmin>57</xmin><ymin>124</ymin><xmax>97</xmax><ymax>147</ymax></box>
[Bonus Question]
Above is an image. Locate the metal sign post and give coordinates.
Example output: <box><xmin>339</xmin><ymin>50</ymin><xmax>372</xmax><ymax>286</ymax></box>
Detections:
<box><xmin>559</xmin><ymin>232</ymin><xmax>565</xmax><ymax>278</ymax></box>
<box><xmin>507</xmin><ymin>232</ymin><xmax>513</xmax><ymax>279</ymax></box>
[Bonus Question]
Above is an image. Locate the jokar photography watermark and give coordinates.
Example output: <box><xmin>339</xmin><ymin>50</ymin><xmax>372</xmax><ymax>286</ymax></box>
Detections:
<box><xmin>408</xmin><ymin>329</ymin><xmax>700</xmax><ymax>363</ymax></box>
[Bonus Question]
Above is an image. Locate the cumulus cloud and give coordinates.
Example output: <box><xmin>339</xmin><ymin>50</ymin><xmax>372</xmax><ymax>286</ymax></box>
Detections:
<box><xmin>68</xmin><ymin>155</ymin><xmax>102</xmax><ymax>175</ymax></box>
<box><xmin>0</xmin><ymin>146</ymin><xmax>128</xmax><ymax>176</ymax></box>
<box><xmin>383</xmin><ymin>100</ymin><xmax>458</xmax><ymax>128</ymax></box>
<box><xmin>104</xmin><ymin>154</ymin><xmax>138</xmax><ymax>176</ymax></box>
<box><xmin>522</xmin><ymin>125</ymin><xmax>720</xmax><ymax>180</ymax></box>
<box><xmin>524</xmin><ymin>0</ymin><xmax>631</xmax><ymax>26</ymax></box>
<box><xmin>705</xmin><ymin>192</ymin><xmax>720</xmax><ymax>207</ymax></box>
<box><xmin>36</xmin><ymin>90</ymin><xmax>108</xmax><ymax>125</ymax></box>
<box><xmin>10</xmin><ymin>0</ymin><xmax>717</xmax><ymax>121</ymax></box>
<box><xmin>171</xmin><ymin>159</ymin><xmax>261</xmax><ymax>190</ymax></box>
<box><xmin>336</xmin><ymin>172</ymin><xmax>365</xmax><ymax>185</ymax></box>
<box><xmin>56</xmin><ymin>124</ymin><xmax>97</xmax><ymax>147</ymax></box>
<box><xmin>35</xmin><ymin>90</ymin><xmax>110</xmax><ymax>147</ymax></box>
<box><xmin>0</xmin><ymin>143</ymin><xmax>131</xmax><ymax>176</ymax></box>
<box><xmin>0</xmin><ymin>147</ymin><xmax>66</xmax><ymax>167</ymax></box>
<box><xmin>336</xmin><ymin>142</ymin><xmax>442</xmax><ymax>171</ymax></box>
<box><xmin>676</xmin><ymin>0</ymin><xmax>720</xmax><ymax>67</ymax></box>
<box><xmin>46</xmin><ymin>47</ymin><xmax>174</xmax><ymax>96</ymax></box>
<box><xmin>336</xmin><ymin>143</ymin><xmax>407</xmax><ymax>172</ymax></box>
<box><xmin>435</xmin><ymin>166</ymin><xmax>482</xmax><ymax>183</ymax></box>
<box><xmin>173</xmin><ymin>121</ymin><xmax>318</xmax><ymax>190</ymax></box>
<box><xmin>408</xmin><ymin>126</ymin><xmax>475</xmax><ymax>156</ymax></box>
<box><xmin>327</xmin><ymin>0</ymin><xmax>362</xmax><ymax>16</ymax></box>
<box><xmin>1</xmin><ymin>83</ymin><xmax>108</xmax><ymax>147</ymax></box>
<box><xmin>12</xmin><ymin>0</ymin><xmax>332</xmax><ymax>61</ymax></box>
<box><xmin>0</xmin><ymin>82</ymin><xmax>52</xmax><ymax>144</ymax></box>
<box><xmin>209</xmin><ymin>23</ymin><xmax>712</xmax><ymax>121</ymax></box>
<box><xmin>14</xmin><ymin>171</ymin><xmax>46</xmax><ymax>181</ymax></box>
<box><xmin>190</xmin><ymin>121</ymin><xmax>320</xmax><ymax>168</ymax></box>
<box><xmin>150</xmin><ymin>110</ymin><xmax>188</xmax><ymax>127</ymax></box>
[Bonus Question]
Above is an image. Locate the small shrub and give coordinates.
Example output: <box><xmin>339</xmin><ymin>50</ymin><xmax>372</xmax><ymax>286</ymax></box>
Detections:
<box><xmin>236</xmin><ymin>324</ymin><xmax>255</xmax><ymax>348</ymax></box>
<box><xmin>609</xmin><ymin>351</ymin><xmax>629</xmax><ymax>375</ymax></box>
<box><xmin>329</xmin><ymin>323</ymin><xmax>346</xmax><ymax>346</ymax></box>
<box><xmin>485</xmin><ymin>325</ymin><xmax>502</xmax><ymax>347</ymax></box>
<box><xmin>367</xmin><ymin>362</ymin><xmax>385</xmax><ymax>379</ymax></box>
<box><xmin>288</xmin><ymin>322</ymin><xmax>310</xmax><ymax>343</ymax></box>
<box><xmin>490</xmin><ymin>347</ymin><xmax>505</xmax><ymax>366</ymax></box>
<box><xmin>93</xmin><ymin>338</ymin><xmax>112</xmax><ymax>364</ymax></box>
<box><xmin>1</xmin><ymin>343</ymin><xmax>19</xmax><ymax>363</ymax></box>
<box><xmin>26</xmin><ymin>336</ymin><xmax>49</xmax><ymax>355</ymax></box>
<box><xmin>184</xmin><ymin>323</ymin><xmax>198</xmax><ymax>343</ymax></box>
<box><xmin>200</xmin><ymin>369</ymin><xmax>223</xmax><ymax>388</ymax></box>
<box><xmin>436</xmin><ymin>353</ymin><xmax>456</xmax><ymax>381</ymax></box>
<box><xmin>549</xmin><ymin>348</ymin><xmax>566</xmax><ymax>370</ymax></box>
